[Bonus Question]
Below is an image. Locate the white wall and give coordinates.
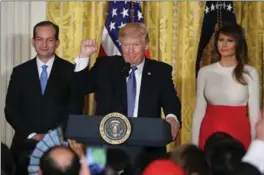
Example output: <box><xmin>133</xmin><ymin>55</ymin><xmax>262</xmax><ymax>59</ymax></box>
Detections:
<box><xmin>0</xmin><ymin>2</ymin><xmax>46</xmax><ymax>146</ymax></box>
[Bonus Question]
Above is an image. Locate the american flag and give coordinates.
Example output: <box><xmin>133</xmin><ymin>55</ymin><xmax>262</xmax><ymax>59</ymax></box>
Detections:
<box><xmin>99</xmin><ymin>1</ymin><xmax>146</xmax><ymax>57</ymax></box>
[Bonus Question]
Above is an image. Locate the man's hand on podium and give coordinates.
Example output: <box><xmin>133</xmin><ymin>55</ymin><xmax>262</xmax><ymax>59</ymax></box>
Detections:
<box><xmin>166</xmin><ymin>117</ymin><xmax>180</xmax><ymax>140</ymax></box>
<box><xmin>32</xmin><ymin>134</ymin><xmax>45</xmax><ymax>141</ymax></box>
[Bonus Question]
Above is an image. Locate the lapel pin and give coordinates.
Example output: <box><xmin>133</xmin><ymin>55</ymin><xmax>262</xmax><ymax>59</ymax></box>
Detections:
<box><xmin>148</xmin><ymin>72</ymin><xmax>151</xmax><ymax>75</ymax></box>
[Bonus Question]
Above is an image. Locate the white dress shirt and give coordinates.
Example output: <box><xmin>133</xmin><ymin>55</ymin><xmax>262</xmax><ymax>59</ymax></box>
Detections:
<box><xmin>36</xmin><ymin>56</ymin><xmax>55</xmax><ymax>78</ymax></box>
<box><xmin>27</xmin><ymin>56</ymin><xmax>55</xmax><ymax>139</ymax></box>
<box><xmin>74</xmin><ymin>57</ymin><xmax>179</xmax><ymax>123</ymax></box>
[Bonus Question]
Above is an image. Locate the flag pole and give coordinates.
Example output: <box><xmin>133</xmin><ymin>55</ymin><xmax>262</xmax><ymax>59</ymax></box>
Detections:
<box><xmin>216</xmin><ymin>1</ymin><xmax>222</xmax><ymax>29</ymax></box>
<box><xmin>130</xmin><ymin>0</ymin><xmax>135</xmax><ymax>23</ymax></box>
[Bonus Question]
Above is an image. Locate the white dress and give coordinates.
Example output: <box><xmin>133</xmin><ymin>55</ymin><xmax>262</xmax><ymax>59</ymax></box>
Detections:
<box><xmin>192</xmin><ymin>62</ymin><xmax>260</xmax><ymax>147</ymax></box>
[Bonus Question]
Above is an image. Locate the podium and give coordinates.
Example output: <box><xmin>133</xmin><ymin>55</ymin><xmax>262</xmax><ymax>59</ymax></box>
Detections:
<box><xmin>65</xmin><ymin>114</ymin><xmax>172</xmax><ymax>173</ymax></box>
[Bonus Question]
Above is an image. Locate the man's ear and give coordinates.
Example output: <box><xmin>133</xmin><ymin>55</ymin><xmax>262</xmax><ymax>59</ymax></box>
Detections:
<box><xmin>145</xmin><ymin>43</ymin><xmax>149</xmax><ymax>50</ymax></box>
<box><xmin>55</xmin><ymin>40</ymin><xmax>60</xmax><ymax>48</ymax></box>
<box><xmin>32</xmin><ymin>38</ymin><xmax>35</xmax><ymax>47</ymax></box>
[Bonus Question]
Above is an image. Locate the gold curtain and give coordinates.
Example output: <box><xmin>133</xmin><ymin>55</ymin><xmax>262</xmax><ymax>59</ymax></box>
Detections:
<box><xmin>140</xmin><ymin>2</ymin><xmax>204</xmax><ymax>150</ymax></box>
<box><xmin>47</xmin><ymin>2</ymin><xmax>264</xmax><ymax>151</ymax></box>
<box><xmin>47</xmin><ymin>2</ymin><xmax>108</xmax><ymax>115</ymax></box>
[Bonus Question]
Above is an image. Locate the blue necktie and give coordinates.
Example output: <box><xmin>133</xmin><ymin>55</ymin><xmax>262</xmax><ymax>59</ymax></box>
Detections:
<box><xmin>40</xmin><ymin>65</ymin><xmax>48</xmax><ymax>95</ymax></box>
<box><xmin>127</xmin><ymin>66</ymin><xmax>137</xmax><ymax>117</ymax></box>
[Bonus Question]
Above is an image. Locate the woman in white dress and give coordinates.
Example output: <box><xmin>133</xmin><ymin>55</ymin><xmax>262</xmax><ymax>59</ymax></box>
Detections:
<box><xmin>192</xmin><ymin>23</ymin><xmax>260</xmax><ymax>150</ymax></box>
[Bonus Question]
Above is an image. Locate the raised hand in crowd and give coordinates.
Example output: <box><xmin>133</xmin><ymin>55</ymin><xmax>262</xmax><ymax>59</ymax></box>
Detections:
<box><xmin>68</xmin><ymin>139</ymin><xmax>91</xmax><ymax>175</ymax></box>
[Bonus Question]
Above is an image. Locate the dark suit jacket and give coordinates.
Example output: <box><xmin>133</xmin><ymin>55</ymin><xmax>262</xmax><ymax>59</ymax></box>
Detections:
<box><xmin>71</xmin><ymin>56</ymin><xmax>181</xmax><ymax>172</ymax></box>
<box><xmin>5</xmin><ymin>55</ymin><xmax>75</xmax><ymax>146</ymax></box>
<box><xmin>72</xmin><ymin>55</ymin><xmax>181</xmax><ymax>123</ymax></box>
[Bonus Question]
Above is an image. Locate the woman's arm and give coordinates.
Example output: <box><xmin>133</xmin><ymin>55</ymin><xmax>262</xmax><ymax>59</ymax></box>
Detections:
<box><xmin>247</xmin><ymin>67</ymin><xmax>260</xmax><ymax>139</ymax></box>
<box><xmin>192</xmin><ymin>68</ymin><xmax>208</xmax><ymax>145</ymax></box>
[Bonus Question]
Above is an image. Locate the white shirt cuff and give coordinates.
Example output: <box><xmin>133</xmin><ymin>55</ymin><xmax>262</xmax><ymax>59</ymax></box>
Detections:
<box><xmin>166</xmin><ymin>113</ymin><xmax>180</xmax><ymax>124</ymax></box>
<box><xmin>74</xmin><ymin>57</ymin><xmax>89</xmax><ymax>72</ymax></box>
<box><xmin>27</xmin><ymin>132</ymin><xmax>37</xmax><ymax>139</ymax></box>
<box><xmin>242</xmin><ymin>140</ymin><xmax>264</xmax><ymax>174</ymax></box>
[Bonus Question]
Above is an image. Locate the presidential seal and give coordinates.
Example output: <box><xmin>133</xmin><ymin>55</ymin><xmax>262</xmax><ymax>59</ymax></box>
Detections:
<box><xmin>99</xmin><ymin>112</ymin><xmax>131</xmax><ymax>145</ymax></box>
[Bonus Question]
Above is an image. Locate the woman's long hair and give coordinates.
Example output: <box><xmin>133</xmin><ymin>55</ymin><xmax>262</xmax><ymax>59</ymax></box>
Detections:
<box><xmin>212</xmin><ymin>23</ymin><xmax>249</xmax><ymax>85</ymax></box>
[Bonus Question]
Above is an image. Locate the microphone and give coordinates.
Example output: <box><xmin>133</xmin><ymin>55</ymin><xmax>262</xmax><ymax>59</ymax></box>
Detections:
<box><xmin>122</xmin><ymin>62</ymin><xmax>131</xmax><ymax>77</ymax></box>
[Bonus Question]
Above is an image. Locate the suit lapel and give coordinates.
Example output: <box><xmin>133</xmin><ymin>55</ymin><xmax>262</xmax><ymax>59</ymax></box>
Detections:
<box><xmin>119</xmin><ymin>71</ymin><xmax>127</xmax><ymax>114</ymax></box>
<box><xmin>115</xmin><ymin>57</ymin><xmax>128</xmax><ymax>114</ymax></box>
<box><xmin>44</xmin><ymin>56</ymin><xmax>60</xmax><ymax>96</ymax></box>
<box><xmin>29</xmin><ymin>58</ymin><xmax>43</xmax><ymax>97</ymax></box>
<box><xmin>137</xmin><ymin>59</ymin><xmax>153</xmax><ymax>117</ymax></box>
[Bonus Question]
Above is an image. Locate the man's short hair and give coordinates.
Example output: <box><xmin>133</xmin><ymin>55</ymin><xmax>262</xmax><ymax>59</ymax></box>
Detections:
<box><xmin>40</xmin><ymin>146</ymin><xmax>80</xmax><ymax>175</ymax></box>
<box><xmin>33</xmin><ymin>20</ymin><xmax>59</xmax><ymax>40</ymax></box>
<box><xmin>118</xmin><ymin>23</ymin><xmax>149</xmax><ymax>44</ymax></box>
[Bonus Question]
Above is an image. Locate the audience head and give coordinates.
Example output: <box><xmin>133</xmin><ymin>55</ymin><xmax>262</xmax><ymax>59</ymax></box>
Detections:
<box><xmin>142</xmin><ymin>159</ymin><xmax>185</xmax><ymax>175</ymax></box>
<box><xmin>15</xmin><ymin>139</ymin><xmax>38</xmax><ymax>175</ymax></box>
<box><xmin>208</xmin><ymin>138</ymin><xmax>246</xmax><ymax>175</ymax></box>
<box><xmin>231</xmin><ymin>162</ymin><xmax>262</xmax><ymax>175</ymax></box>
<box><xmin>213</xmin><ymin>23</ymin><xmax>248</xmax><ymax>85</ymax></box>
<box><xmin>107</xmin><ymin>148</ymin><xmax>132</xmax><ymax>175</ymax></box>
<box><xmin>204</xmin><ymin>132</ymin><xmax>234</xmax><ymax>160</ymax></box>
<box><xmin>1</xmin><ymin>143</ymin><xmax>15</xmax><ymax>175</ymax></box>
<box><xmin>39</xmin><ymin>146</ymin><xmax>80</xmax><ymax>175</ymax></box>
<box><xmin>170</xmin><ymin>144</ymin><xmax>209</xmax><ymax>175</ymax></box>
<box><xmin>119</xmin><ymin>22</ymin><xmax>149</xmax><ymax>66</ymax></box>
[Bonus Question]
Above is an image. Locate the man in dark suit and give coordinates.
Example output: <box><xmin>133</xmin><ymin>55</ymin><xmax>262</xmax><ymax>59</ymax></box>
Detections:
<box><xmin>71</xmin><ymin>23</ymin><xmax>181</xmax><ymax>173</ymax></box>
<box><xmin>5</xmin><ymin>21</ymin><xmax>75</xmax><ymax>174</ymax></box>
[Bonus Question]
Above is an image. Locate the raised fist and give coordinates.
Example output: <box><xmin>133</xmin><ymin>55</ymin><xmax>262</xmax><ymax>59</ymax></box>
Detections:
<box><xmin>79</xmin><ymin>39</ymin><xmax>97</xmax><ymax>58</ymax></box>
